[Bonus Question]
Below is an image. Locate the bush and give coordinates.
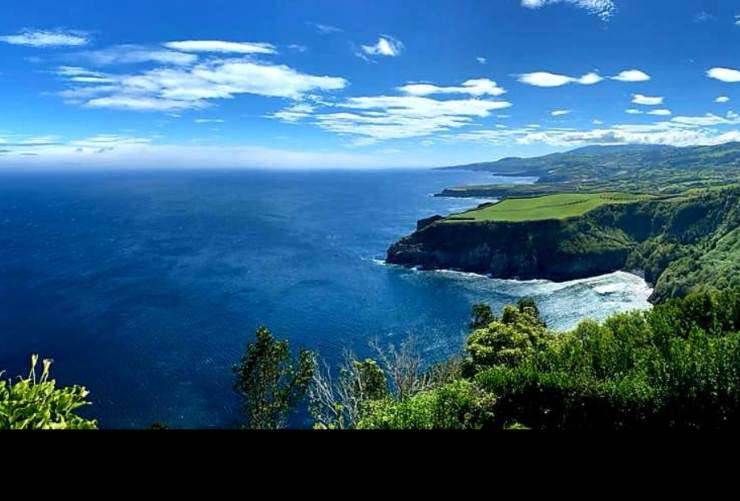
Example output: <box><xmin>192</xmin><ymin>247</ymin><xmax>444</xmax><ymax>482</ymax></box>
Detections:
<box><xmin>0</xmin><ymin>355</ymin><xmax>97</xmax><ymax>430</ymax></box>
<box><xmin>357</xmin><ymin>380</ymin><xmax>495</xmax><ymax>430</ymax></box>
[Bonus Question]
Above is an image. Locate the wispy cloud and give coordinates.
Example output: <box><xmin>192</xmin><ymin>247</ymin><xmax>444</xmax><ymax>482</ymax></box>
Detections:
<box><xmin>312</xmin><ymin>23</ymin><xmax>343</xmax><ymax>35</ymax></box>
<box><xmin>289</xmin><ymin>94</ymin><xmax>512</xmax><ymax>144</ymax></box>
<box><xmin>647</xmin><ymin>109</ymin><xmax>672</xmax><ymax>116</ymax></box>
<box><xmin>194</xmin><ymin>118</ymin><xmax>224</xmax><ymax>124</ymax></box>
<box><xmin>398</xmin><ymin>79</ymin><xmax>506</xmax><ymax>97</ymax></box>
<box><xmin>73</xmin><ymin>45</ymin><xmax>198</xmax><ymax>66</ymax></box>
<box><xmin>551</xmin><ymin>109</ymin><xmax>571</xmax><ymax>116</ymax></box>
<box><xmin>164</xmin><ymin>40</ymin><xmax>276</xmax><ymax>54</ymax></box>
<box><xmin>521</xmin><ymin>0</ymin><xmax>616</xmax><ymax>21</ymax></box>
<box><xmin>707</xmin><ymin>67</ymin><xmax>740</xmax><ymax>83</ymax></box>
<box><xmin>632</xmin><ymin>94</ymin><xmax>664</xmax><ymax>106</ymax></box>
<box><xmin>0</xmin><ymin>28</ymin><xmax>90</xmax><ymax>48</ymax></box>
<box><xmin>476</xmin><ymin>57</ymin><xmax>487</xmax><ymax>65</ymax></box>
<box><xmin>448</xmin><ymin>111</ymin><xmax>740</xmax><ymax>148</ymax></box>
<box><xmin>57</xmin><ymin>47</ymin><xmax>347</xmax><ymax>111</ymax></box>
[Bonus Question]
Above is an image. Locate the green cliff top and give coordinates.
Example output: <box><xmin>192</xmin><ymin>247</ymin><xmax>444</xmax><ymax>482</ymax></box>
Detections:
<box><xmin>444</xmin><ymin>192</ymin><xmax>658</xmax><ymax>223</ymax></box>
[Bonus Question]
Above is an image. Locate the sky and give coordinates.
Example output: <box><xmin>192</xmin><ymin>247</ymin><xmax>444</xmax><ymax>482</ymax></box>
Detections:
<box><xmin>0</xmin><ymin>0</ymin><xmax>739</xmax><ymax>169</ymax></box>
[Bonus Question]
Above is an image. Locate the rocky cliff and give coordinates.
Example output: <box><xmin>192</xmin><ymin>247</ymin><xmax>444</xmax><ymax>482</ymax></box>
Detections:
<box><xmin>388</xmin><ymin>188</ymin><xmax>740</xmax><ymax>303</ymax></box>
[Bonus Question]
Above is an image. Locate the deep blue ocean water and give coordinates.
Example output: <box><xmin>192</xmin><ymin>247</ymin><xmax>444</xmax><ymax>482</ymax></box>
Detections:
<box><xmin>0</xmin><ymin>169</ymin><xmax>652</xmax><ymax>428</ymax></box>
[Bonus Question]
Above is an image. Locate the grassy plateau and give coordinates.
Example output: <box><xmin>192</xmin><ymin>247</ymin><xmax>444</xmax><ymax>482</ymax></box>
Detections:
<box><xmin>445</xmin><ymin>192</ymin><xmax>656</xmax><ymax>223</ymax></box>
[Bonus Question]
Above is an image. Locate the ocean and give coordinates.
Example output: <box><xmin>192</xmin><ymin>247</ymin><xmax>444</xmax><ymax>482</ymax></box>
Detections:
<box><xmin>0</xmin><ymin>168</ymin><xmax>652</xmax><ymax>428</ymax></box>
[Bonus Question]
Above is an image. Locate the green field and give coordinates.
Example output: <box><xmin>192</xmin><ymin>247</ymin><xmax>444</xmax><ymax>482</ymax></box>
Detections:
<box><xmin>445</xmin><ymin>192</ymin><xmax>656</xmax><ymax>223</ymax></box>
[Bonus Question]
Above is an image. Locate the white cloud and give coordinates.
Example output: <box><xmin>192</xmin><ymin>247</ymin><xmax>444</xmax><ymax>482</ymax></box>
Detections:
<box><xmin>551</xmin><ymin>109</ymin><xmax>571</xmax><ymax>116</ymax></box>
<box><xmin>58</xmin><ymin>58</ymin><xmax>347</xmax><ymax>111</ymax></box>
<box><xmin>269</xmin><ymin>103</ymin><xmax>316</xmax><ymax>122</ymax></box>
<box><xmin>716</xmin><ymin>96</ymin><xmax>730</xmax><ymax>103</ymax></box>
<box><xmin>521</xmin><ymin>0</ymin><xmax>616</xmax><ymax>20</ymax></box>
<box><xmin>399</xmin><ymin>79</ymin><xmax>506</xmax><ymax>97</ymax></box>
<box><xmin>707</xmin><ymin>67</ymin><xmax>740</xmax><ymax>83</ymax></box>
<box><xmin>361</xmin><ymin>36</ymin><xmax>404</xmax><ymax>58</ymax></box>
<box><xmin>671</xmin><ymin>112</ymin><xmax>740</xmax><ymax>126</ymax></box>
<box><xmin>611</xmin><ymin>69</ymin><xmax>651</xmax><ymax>82</ymax></box>
<box><xmin>593</xmin><ymin>119</ymin><xmax>604</xmax><ymax>125</ymax></box>
<box><xmin>518</xmin><ymin>71</ymin><xmax>603</xmax><ymax>87</ymax></box>
<box><xmin>477</xmin><ymin>57</ymin><xmax>487</xmax><ymax>64</ymax></box>
<box><xmin>164</xmin><ymin>40</ymin><xmax>276</xmax><ymax>54</ymax></box>
<box><xmin>75</xmin><ymin>45</ymin><xmax>198</xmax><ymax>66</ymax></box>
<box><xmin>648</xmin><ymin>109</ymin><xmax>672</xmax><ymax>116</ymax></box>
<box><xmin>625</xmin><ymin>109</ymin><xmax>643</xmax><ymax>115</ymax></box>
<box><xmin>735</xmin><ymin>14</ymin><xmax>740</xmax><ymax>27</ymax></box>
<box><xmin>194</xmin><ymin>118</ymin><xmax>224</xmax><ymax>124</ymax></box>
<box><xmin>632</xmin><ymin>94</ymin><xmax>664</xmax><ymax>106</ymax></box>
<box><xmin>288</xmin><ymin>44</ymin><xmax>308</xmax><ymax>52</ymax></box>
<box><xmin>0</xmin><ymin>28</ymin><xmax>90</xmax><ymax>47</ymax></box>
<box><xmin>313</xmin><ymin>95</ymin><xmax>511</xmax><ymax>143</ymax></box>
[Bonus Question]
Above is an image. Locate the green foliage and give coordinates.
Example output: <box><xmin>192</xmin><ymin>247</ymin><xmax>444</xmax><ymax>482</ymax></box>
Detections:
<box><xmin>351</xmin><ymin>359</ymin><xmax>388</xmax><ymax>401</ymax></box>
<box><xmin>234</xmin><ymin>326</ymin><xmax>317</xmax><ymax>429</ymax></box>
<box><xmin>465</xmin><ymin>302</ymin><xmax>548</xmax><ymax>372</ymax></box>
<box><xmin>470</xmin><ymin>303</ymin><xmax>495</xmax><ymax>330</ymax></box>
<box><xmin>0</xmin><ymin>355</ymin><xmax>97</xmax><ymax>430</ymax></box>
<box><xmin>475</xmin><ymin>289</ymin><xmax>740</xmax><ymax>430</ymax></box>
<box><xmin>357</xmin><ymin>380</ymin><xmax>495</xmax><ymax>430</ymax></box>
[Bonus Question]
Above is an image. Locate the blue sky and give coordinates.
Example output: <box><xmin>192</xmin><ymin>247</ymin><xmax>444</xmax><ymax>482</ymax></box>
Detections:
<box><xmin>0</xmin><ymin>0</ymin><xmax>739</xmax><ymax>168</ymax></box>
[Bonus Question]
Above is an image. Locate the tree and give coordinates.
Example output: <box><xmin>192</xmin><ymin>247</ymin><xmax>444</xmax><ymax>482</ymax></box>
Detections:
<box><xmin>0</xmin><ymin>355</ymin><xmax>97</xmax><ymax>430</ymax></box>
<box><xmin>233</xmin><ymin>327</ymin><xmax>316</xmax><ymax>429</ymax></box>
<box><xmin>309</xmin><ymin>353</ymin><xmax>388</xmax><ymax>429</ymax></box>
<box><xmin>470</xmin><ymin>303</ymin><xmax>496</xmax><ymax>331</ymax></box>
<box><xmin>466</xmin><ymin>303</ymin><xmax>549</xmax><ymax>371</ymax></box>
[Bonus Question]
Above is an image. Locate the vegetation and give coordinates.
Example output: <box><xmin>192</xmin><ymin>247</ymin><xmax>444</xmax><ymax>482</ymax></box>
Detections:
<box><xmin>445</xmin><ymin>192</ymin><xmax>655</xmax><ymax>223</ymax></box>
<box><xmin>441</xmin><ymin>142</ymin><xmax>740</xmax><ymax>199</ymax></box>
<box><xmin>389</xmin><ymin>186</ymin><xmax>740</xmax><ymax>303</ymax></box>
<box><xmin>0</xmin><ymin>355</ymin><xmax>97</xmax><ymax>430</ymax></box>
<box><xmin>233</xmin><ymin>326</ymin><xmax>316</xmax><ymax>429</ymax></box>
<box><xmin>355</xmin><ymin>288</ymin><xmax>740</xmax><ymax>430</ymax></box>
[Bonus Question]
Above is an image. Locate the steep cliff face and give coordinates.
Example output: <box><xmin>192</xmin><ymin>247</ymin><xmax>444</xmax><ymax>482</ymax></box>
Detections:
<box><xmin>387</xmin><ymin>188</ymin><xmax>740</xmax><ymax>302</ymax></box>
<box><xmin>388</xmin><ymin>211</ymin><xmax>635</xmax><ymax>281</ymax></box>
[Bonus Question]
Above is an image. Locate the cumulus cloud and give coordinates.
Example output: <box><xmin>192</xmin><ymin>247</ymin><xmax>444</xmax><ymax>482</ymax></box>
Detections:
<box><xmin>398</xmin><ymin>79</ymin><xmax>506</xmax><ymax>97</ymax></box>
<box><xmin>611</xmin><ymin>69</ymin><xmax>651</xmax><ymax>82</ymax></box>
<box><xmin>647</xmin><ymin>109</ymin><xmax>672</xmax><ymax>116</ymax></box>
<box><xmin>164</xmin><ymin>40</ymin><xmax>276</xmax><ymax>54</ymax></box>
<box><xmin>707</xmin><ymin>67</ymin><xmax>740</xmax><ymax>83</ymax></box>
<box><xmin>0</xmin><ymin>28</ymin><xmax>90</xmax><ymax>47</ymax></box>
<box><xmin>521</xmin><ymin>0</ymin><xmax>616</xmax><ymax>21</ymax></box>
<box><xmin>518</xmin><ymin>71</ymin><xmax>603</xmax><ymax>87</ymax></box>
<box><xmin>360</xmin><ymin>36</ymin><xmax>404</xmax><ymax>58</ymax></box>
<box><xmin>632</xmin><ymin>94</ymin><xmax>664</xmax><ymax>106</ymax></box>
<box><xmin>716</xmin><ymin>96</ymin><xmax>730</xmax><ymax>103</ymax></box>
<box><xmin>477</xmin><ymin>57</ymin><xmax>488</xmax><ymax>64</ymax></box>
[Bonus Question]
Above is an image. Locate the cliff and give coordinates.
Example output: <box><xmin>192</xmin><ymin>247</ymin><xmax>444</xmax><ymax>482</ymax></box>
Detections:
<box><xmin>388</xmin><ymin>188</ymin><xmax>740</xmax><ymax>303</ymax></box>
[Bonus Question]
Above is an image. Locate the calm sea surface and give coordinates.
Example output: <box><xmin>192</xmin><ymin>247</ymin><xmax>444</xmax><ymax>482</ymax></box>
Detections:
<box><xmin>0</xmin><ymin>169</ymin><xmax>652</xmax><ymax>428</ymax></box>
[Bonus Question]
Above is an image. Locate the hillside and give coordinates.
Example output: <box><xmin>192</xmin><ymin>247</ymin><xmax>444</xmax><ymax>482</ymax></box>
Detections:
<box><xmin>388</xmin><ymin>187</ymin><xmax>740</xmax><ymax>303</ymax></box>
<box><xmin>440</xmin><ymin>142</ymin><xmax>740</xmax><ymax>198</ymax></box>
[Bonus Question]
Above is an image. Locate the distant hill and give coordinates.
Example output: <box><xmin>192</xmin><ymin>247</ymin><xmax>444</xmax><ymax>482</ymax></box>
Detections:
<box><xmin>438</xmin><ymin>141</ymin><xmax>740</xmax><ymax>197</ymax></box>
